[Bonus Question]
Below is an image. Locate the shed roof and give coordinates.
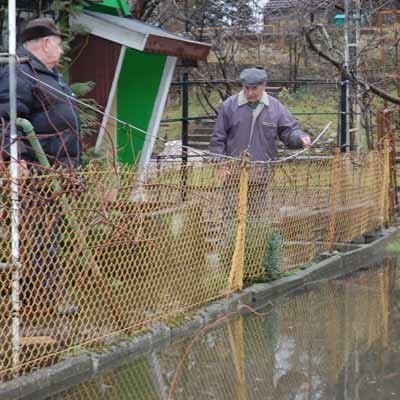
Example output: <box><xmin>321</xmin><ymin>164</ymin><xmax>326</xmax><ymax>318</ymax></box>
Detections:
<box><xmin>264</xmin><ymin>0</ymin><xmax>334</xmax><ymax>13</ymax></box>
<box><xmin>70</xmin><ymin>11</ymin><xmax>211</xmax><ymax>61</ymax></box>
<box><xmin>264</xmin><ymin>0</ymin><xmax>296</xmax><ymax>11</ymax></box>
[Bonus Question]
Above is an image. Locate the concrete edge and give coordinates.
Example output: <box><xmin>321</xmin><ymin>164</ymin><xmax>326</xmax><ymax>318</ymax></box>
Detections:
<box><xmin>0</xmin><ymin>355</ymin><xmax>92</xmax><ymax>400</ymax></box>
<box><xmin>2</xmin><ymin>226</ymin><xmax>398</xmax><ymax>399</ymax></box>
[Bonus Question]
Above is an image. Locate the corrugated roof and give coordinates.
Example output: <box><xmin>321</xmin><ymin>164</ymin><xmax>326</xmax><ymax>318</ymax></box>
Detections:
<box><xmin>70</xmin><ymin>11</ymin><xmax>211</xmax><ymax>60</ymax></box>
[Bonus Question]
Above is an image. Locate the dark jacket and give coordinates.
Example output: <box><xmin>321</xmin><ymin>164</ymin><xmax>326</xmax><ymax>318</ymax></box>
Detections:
<box><xmin>0</xmin><ymin>48</ymin><xmax>81</xmax><ymax>167</ymax></box>
<box><xmin>209</xmin><ymin>91</ymin><xmax>304</xmax><ymax>161</ymax></box>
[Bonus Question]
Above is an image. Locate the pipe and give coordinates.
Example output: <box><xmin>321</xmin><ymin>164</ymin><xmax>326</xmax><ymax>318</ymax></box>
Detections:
<box><xmin>16</xmin><ymin>118</ymin><xmax>129</xmax><ymax>329</ymax></box>
<box><xmin>16</xmin><ymin>118</ymin><xmax>50</xmax><ymax>168</ymax></box>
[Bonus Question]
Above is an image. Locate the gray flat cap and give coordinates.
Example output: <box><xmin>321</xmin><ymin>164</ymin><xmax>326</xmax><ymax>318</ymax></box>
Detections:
<box><xmin>240</xmin><ymin>68</ymin><xmax>267</xmax><ymax>86</ymax></box>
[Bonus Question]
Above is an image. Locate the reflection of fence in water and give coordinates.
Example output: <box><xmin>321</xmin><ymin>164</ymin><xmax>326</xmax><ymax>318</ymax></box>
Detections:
<box><xmin>167</xmin><ymin>263</ymin><xmax>394</xmax><ymax>399</ymax></box>
<box><xmin>47</xmin><ymin>259</ymin><xmax>395</xmax><ymax>400</ymax></box>
<box><xmin>0</xmin><ymin>148</ymin><xmax>391</xmax><ymax>381</ymax></box>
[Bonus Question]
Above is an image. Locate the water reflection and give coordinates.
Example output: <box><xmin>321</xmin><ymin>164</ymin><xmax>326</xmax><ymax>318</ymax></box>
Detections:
<box><xmin>47</xmin><ymin>258</ymin><xmax>397</xmax><ymax>400</ymax></box>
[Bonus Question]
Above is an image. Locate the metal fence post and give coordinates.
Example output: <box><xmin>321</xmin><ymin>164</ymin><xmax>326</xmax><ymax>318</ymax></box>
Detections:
<box><xmin>180</xmin><ymin>71</ymin><xmax>189</xmax><ymax>201</ymax></box>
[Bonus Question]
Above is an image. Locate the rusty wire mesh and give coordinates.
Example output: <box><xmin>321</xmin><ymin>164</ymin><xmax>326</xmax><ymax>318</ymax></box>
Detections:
<box><xmin>0</xmin><ymin>147</ymin><xmax>391</xmax><ymax>380</ymax></box>
<box><xmin>44</xmin><ymin>258</ymin><xmax>395</xmax><ymax>400</ymax></box>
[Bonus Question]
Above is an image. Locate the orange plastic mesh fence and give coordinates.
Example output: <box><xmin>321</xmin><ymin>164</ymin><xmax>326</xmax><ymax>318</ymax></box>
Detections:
<box><xmin>0</xmin><ymin>148</ymin><xmax>390</xmax><ymax>380</ymax></box>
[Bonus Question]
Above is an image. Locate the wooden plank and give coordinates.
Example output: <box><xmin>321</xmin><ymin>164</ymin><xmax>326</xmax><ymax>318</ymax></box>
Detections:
<box><xmin>20</xmin><ymin>336</ymin><xmax>56</xmax><ymax>346</ymax></box>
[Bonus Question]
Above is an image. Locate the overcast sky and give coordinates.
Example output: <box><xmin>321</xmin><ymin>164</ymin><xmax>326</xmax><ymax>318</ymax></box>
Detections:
<box><xmin>252</xmin><ymin>0</ymin><xmax>269</xmax><ymax>29</ymax></box>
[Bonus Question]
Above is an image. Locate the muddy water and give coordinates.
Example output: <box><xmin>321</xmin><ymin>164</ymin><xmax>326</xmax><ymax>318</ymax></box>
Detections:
<box><xmin>47</xmin><ymin>257</ymin><xmax>400</xmax><ymax>399</ymax></box>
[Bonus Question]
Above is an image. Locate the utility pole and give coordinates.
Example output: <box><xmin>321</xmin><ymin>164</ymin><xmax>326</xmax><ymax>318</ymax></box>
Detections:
<box><xmin>180</xmin><ymin>0</ymin><xmax>190</xmax><ymax>201</ymax></box>
<box><xmin>354</xmin><ymin>0</ymin><xmax>361</xmax><ymax>152</ymax></box>
<box><xmin>181</xmin><ymin>0</ymin><xmax>190</xmax><ymax>165</ymax></box>
<box><xmin>341</xmin><ymin>0</ymin><xmax>362</xmax><ymax>152</ymax></box>
<box><xmin>341</xmin><ymin>0</ymin><xmax>351</xmax><ymax>152</ymax></box>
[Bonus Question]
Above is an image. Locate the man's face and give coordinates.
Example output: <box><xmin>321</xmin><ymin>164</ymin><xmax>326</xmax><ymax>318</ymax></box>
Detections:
<box><xmin>42</xmin><ymin>35</ymin><xmax>64</xmax><ymax>68</ymax></box>
<box><xmin>243</xmin><ymin>83</ymin><xmax>266</xmax><ymax>103</ymax></box>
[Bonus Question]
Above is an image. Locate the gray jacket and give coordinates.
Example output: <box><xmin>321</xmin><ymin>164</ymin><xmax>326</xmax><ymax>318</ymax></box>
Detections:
<box><xmin>209</xmin><ymin>91</ymin><xmax>304</xmax><ymax>161</ymax></box>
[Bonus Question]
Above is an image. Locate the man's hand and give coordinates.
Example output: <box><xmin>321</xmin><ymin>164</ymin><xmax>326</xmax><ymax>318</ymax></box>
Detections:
<box><xmin>299</xmin><ymin>135</ymin><xmax>312</xmax><ymax>148</ymax></box>
<box><xmin>18</xmin><ymin>159</ymin><xmax>30</xmax><ymax>177</ymax></box>
<box><xmin>217</xmin><ymin>166</ymin><xmax>231</xmax><ymax>182</ymax></box>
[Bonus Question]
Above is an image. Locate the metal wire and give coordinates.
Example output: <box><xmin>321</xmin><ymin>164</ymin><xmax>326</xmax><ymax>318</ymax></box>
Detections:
<box><xmin>0</xmin><ymin>145</ymin><xmax>390</xmax><ymax>381</ymax></box>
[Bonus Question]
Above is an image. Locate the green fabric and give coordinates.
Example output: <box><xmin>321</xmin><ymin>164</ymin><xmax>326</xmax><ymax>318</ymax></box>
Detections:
<box><xmin>247</xmin><ymin>101</ymin><xmax>260</xmax><ymax>109</ymax></box>
<box><xmin>117</xmin><ymin>49</ymin><xmax>166</xmax><ymax>165</ymax></box>
<box><xmin>87</xmin><ymin>0</ymin><xmax>131</xmax><ymax>16</ymax></box>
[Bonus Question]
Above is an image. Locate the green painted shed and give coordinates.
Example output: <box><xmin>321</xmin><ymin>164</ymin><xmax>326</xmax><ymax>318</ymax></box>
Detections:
<box><xmin>69</xmin><ymin>10</ymin><xmax>210</xmax><ymax>166</ymax></box>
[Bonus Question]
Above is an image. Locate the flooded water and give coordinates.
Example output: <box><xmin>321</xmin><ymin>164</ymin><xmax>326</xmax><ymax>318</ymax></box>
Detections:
<box><xmin>46</xmin><ymin>257</ymin><xmax>400</xmax><ymax>400</ymax></box>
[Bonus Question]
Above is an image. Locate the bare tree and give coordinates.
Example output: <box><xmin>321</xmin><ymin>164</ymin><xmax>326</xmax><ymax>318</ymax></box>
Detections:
<box><xmin>133</xmin><ymin>0</ymin><xmax>400</xmax><ymax>148</ymax></box>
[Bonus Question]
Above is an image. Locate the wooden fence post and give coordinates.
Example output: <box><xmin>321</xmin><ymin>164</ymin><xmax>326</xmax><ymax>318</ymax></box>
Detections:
<box><xmin>227</xmin><ymin>318</ymin><xmax>246</xmax><ymax>400</ymax></box>
<box><xmin>382</xmin><ymin>138</ymin><xmax>391</xmax><ymax>227</ymax></box>
<box><xmin>327</xmin><ymin>148</ymin><xmax>340</xmax><ymax>253</ymax></box>
<box><xmin>228</xmin><ymin>155</ymin><xmax>249</xmax><ymax>292</ymax></box>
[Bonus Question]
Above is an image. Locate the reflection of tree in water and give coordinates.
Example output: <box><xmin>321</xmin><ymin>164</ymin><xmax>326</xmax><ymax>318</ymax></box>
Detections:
<box><xmin>47</xmin><ymin>258</ymin><xmax>396</xmax><ymax>400</ymax></box>
<box><xmin>335</xmin><ymin>258</ymin><xmax>398</xmax><ymax>400</ymax></box>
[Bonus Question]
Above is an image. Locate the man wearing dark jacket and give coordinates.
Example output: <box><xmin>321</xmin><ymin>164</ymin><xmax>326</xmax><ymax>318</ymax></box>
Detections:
<box><xmin>0</xmin><ymin>17</ymin><xmax>80</xmax><ymax>168</ymax></box>
<box><xmin>0</xmin><ymin>18</ymin><xmax>81</xmax><ymax>315</ymax></box>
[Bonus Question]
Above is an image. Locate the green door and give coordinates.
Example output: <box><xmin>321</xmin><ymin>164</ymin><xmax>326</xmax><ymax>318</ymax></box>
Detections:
<box><xmin>117</xmin><ymin>48</ymin><xmax>166</xmax><ymax>165</ymax></box>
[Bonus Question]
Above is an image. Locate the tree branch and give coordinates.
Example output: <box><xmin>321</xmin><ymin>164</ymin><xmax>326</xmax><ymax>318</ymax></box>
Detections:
<box><xmin>304</xmin><ymin>26</ymin><xmax>400</xmax><ymax>105</ymax></box>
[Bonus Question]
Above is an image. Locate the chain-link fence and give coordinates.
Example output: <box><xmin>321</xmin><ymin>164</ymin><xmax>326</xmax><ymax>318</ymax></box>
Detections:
<box><xmin>44</xmin><ymin>258</ymin><xmax>395</xmax><ymax>400</ymax></box>
<box><xmin>0</xmin><ymin>145</ymin><xmax>391</xmax><ymax>381</ymax></box>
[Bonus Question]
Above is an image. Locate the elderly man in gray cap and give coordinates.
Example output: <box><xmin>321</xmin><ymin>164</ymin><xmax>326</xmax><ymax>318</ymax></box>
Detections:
<box><xmin>209</xmin><ymin>67</ymin><xmax>311</xmax><ymax>161</ymax></box>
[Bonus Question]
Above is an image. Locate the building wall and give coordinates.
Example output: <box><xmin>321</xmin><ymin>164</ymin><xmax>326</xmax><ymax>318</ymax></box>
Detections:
<box><xmin>70</xmin><ymin>35</ymin><xmax>121</xmax><ymax>148</ymax></box>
